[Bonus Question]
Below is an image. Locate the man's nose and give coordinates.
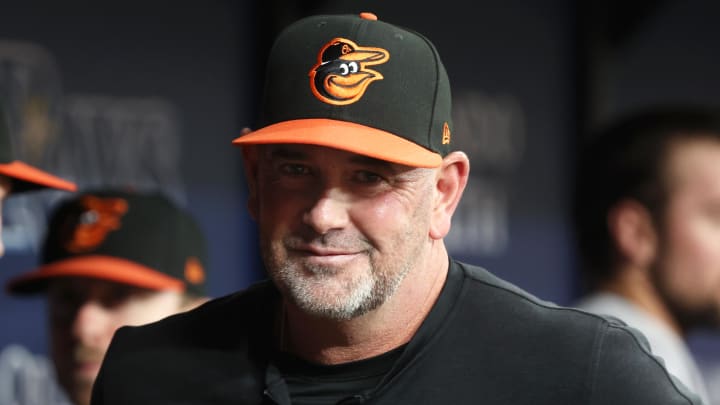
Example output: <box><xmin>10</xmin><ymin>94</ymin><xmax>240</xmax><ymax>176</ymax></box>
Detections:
<box><xmin>71</xmin><ymin>300</ymin><xmax>110</xmax><ymax>344</ymax></box>
<box><xmin>302</xmin><ymin>188</ymin><xmax>350</xmax><ymax>235</ymax></box>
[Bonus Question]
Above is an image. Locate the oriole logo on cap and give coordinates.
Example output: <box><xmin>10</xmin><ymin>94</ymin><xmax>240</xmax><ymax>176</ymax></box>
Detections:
<box><xmin>65</xmin><ymin>195</ymin><xmax>129</xmax><ymax>253</ymax></box>
<box><xmin>309</xmin><ymin>38</ymin><xmax>389</xmax><ymax>106</ymax></box>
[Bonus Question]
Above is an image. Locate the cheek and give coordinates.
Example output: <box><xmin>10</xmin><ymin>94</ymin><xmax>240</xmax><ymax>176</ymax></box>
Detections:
<box><xmin>355</xmin><ymin>195</ymin><xmax>399</xmax><ymax>229</ymax></box>
<box><xmin>117</xmin><ymin>295</ymin><xmax>181</xmax><ymax>328</ymax></box>
<box><xmin>359</xmin><ymin>198</ymin><xmax>393</xmax><ymax>222</ymax></box>
<box><xmin>257</xmin><ymin>198</ymin><xmax>295</xmax><ymax>245</ymax></box>
<box><xmin>663</xmin><ymin>214</ymin><xmax>720</xmax><ymax>294</ymax></box>
<box><xmin>49</xmin><ymin>317</ymin><xmax>72</xmax><ymax>358</ymax></box>
<box><xmin>255</xmin><ymin>180</ymin><xmax>298</xmax><ymax>225</ymax></box>
<box><xmin>353</xmin><ymin>194</ymin><xmax>429</xmax><ymax>248</ymax></box>
<box><xmin>0</xmin><ymin>217</ymin><xmax>4</xmax><ymax>257</ymax></box>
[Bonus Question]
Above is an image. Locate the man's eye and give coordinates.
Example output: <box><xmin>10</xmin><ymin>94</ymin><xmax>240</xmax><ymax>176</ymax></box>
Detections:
<box><xmin>280</xmin><ymin>163</ymin><xmax>310</xmax><ymax>176</ymax></box>
<box><xmin>354</xmin><ymin>171</ymin><xmax>383</xmax><ymax>184</ymax></box>
<box><xmin>100</xmin><ymin>286</ymin><xmax>134</xmax><ymax>308</ymax></box>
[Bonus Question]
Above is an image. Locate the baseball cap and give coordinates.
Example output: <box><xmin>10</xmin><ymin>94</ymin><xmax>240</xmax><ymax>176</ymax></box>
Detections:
<box><xmin>6</xmin><ymin>189</ymin><xmax>207</xmax><ymax>296</ymax></box>
<box><xmin>0</xmin><ymin>103</ymin><xmax>76</xmax><ymax>193</ymax></box>
<box><xmin>233</xmin><ymin>12</ymin><xmax>453</xmax><ymax>168</ymax></box>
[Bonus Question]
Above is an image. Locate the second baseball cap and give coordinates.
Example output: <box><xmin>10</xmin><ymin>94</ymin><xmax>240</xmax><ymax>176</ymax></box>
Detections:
<box><xmin>6</xmin><ymin>189</ymin><xmax>207</xmax><ymax>296</ymax></box>
<box><xmin>233</xmin><ymin>12</ymin><xmax>453</xmax><ymax>168</ymax></box>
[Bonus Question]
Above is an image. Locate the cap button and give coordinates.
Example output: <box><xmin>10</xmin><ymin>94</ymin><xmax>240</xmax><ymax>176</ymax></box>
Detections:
<box><xmin>359</xmin><ymin>12</ymin><xmax>378</xmax><ymax>21</ymax></box>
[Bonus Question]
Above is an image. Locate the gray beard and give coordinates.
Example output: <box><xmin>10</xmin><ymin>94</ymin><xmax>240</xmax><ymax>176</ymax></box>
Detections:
<box><xmin>271</xmin><ymin>259</ymin><xmax>411</xmax><ymax>321</ymax></box>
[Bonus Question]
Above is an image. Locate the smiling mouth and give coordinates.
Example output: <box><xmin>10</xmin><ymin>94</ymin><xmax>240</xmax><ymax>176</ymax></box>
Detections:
<box><xmin>297</xmin><ymin>249</ymin><xmax>359</xmax><ymax>259</ymax></box>
<box><xmin>72</xmin><ymin>362</ymin><xmax>101</xmax><ymax>381</ymax></box>
<box><xmin>286</xmin><ymin>240</ymin><xmax>354</xmax><ymax>254</ymax></box>
<box><xmin>306</xmin><ymin>247</ymin><xmax>356</xmax><ymax>255</ymax></box>
<box><xmin>288</xmin><ymin>246</ymin><xmax>364</xmax><ymax>269</ymax></box>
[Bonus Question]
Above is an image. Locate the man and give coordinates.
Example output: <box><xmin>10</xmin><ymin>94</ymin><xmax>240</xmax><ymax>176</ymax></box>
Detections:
<box><xmin>6</xmin><ymin>189</ymin><xmax>209</xmax><ymax>405</ymax></box>
<box><xmin>91</xmin><ymin>13</ymin><xmax>701</xmax><ymax>404</ymax></box>
<box><xmin>0</xmin><ymin>103</ymin><xmax>77</xmax><ymax>256</ymax></box>
<box><xmin>573</xmin><ymin>106</ymin><xmax>720</xmax><ymax>404</ymax></box>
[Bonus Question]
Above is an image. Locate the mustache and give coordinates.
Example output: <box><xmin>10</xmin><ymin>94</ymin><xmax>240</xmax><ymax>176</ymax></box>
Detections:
<box><xmin>283</xmin><ymin>232</ymin><xmax>371</xmax><ymax>251</ymax></box>
<box><xmin>73</xmin><ymin>345</ymin><xmax>105</xmax><ymax>364</ymax></box>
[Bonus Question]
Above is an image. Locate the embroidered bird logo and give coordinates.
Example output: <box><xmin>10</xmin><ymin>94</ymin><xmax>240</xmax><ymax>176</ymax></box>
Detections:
<box><xmin>65</xmin><ymin>195</ymin><xmax>129</xmax><ymax>253</ymax></box>
<box><xmin>309</xmin><ymin>38</ymin><xmax>390</xmax><ymax>106</ymax></box>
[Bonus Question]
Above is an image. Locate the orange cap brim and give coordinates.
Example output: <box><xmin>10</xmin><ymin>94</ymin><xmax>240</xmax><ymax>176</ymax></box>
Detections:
<box><xmin>232</xmin><ymin>119</ymin><xmax>442</xmax><ymax>168</ymax></box>
<box><xmin>6</xmin><ymin>255</ymin><xmax>184</xmax><ymax>295</ymax></box>
<box><xmin>0</xmin><ymin>161</ymin><xmax>77</xmax><ymax>192</ymax></box>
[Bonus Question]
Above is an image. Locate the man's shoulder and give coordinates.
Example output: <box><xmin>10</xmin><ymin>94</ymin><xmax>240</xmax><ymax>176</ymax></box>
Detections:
<box><xmin>115</xmin><ymin>279</ymin><xmax>277</xmax><ymax>347</ymax></box>
<box><xmin>454</xmin><ymin>260</ymin><xmax>618</xmax><ymax>327</ymax></box>
<box><xmin>90</xmin><ymin>280</ymin><xmax>276</xmax><ymax>403</ymax></box>
<box><xmin>445</xmin><ymin>261</ymin><xmax>701</xmax><ymax>404</ymax></box>
<box><xmin>449</xmin><ymin>260</ymin><xmax>670</xmax><ymax>352</ymax></box>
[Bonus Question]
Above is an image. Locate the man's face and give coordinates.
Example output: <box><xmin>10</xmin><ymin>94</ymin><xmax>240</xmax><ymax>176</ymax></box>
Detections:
<box><xmin>247</xmin><ymin>144</ymin><xmax>436</xmax><ymax>320</ymax></box>
<box><xmin>48</xmin><ymin>278</ymin><xmax>186</xmax><ymax>405</ymax></box>
<box><xmin>652</xmin><ymin>137</ymin><xmax>720</xmax><ymax>331</ymax></box>
<box><xmin>0</xmin><ymin>175</ymin><xmax>11</xmax><ymax>257</ymax></box>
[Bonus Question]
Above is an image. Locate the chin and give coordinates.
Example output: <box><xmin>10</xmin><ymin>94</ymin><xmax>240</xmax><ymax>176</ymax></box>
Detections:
<box><xmin>70</xmin><ymin>388</ymin><xmax>92</xmax><ymax>405</ymax></box>
<box><xmin>64</xmin><ymin>378</ymin><xmax>93</xmax><ymax>405</ymax></box>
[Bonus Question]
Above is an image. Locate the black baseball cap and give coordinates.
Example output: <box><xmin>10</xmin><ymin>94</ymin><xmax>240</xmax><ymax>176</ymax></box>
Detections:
<box><xmin>233</xmin><ymin>12</ymin><xmax>453</xmax><ymax>168</ymax></box>
<box><xmin>6</xmin><ymin>189</ymin><xmax>207</xmax><ymax>296</ymax></box>
<box><xmin>0</xmin><ymin>103</ymin><xmax>76</xmax><ymax>193</ymax></box>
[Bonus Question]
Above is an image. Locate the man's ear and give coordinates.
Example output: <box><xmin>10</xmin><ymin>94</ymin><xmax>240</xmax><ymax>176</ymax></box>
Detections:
<box><xmin>240</xmin><ymin>141</ymin><xmax>259</xmax><ymax>221</ymax></box>
<box><xmin>607</xmin><ymin>199</ymin><xmax>658</xmax><ymax>268</ymax></box>
<box><xmin>429</xmin><ymin>151</ymin><xmax>470</xmax><ymax>240</ymax></box>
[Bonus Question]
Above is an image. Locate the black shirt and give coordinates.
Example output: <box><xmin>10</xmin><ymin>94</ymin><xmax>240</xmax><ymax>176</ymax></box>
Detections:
<box><xmin>92</xmin><ymin>260</ymin><xmax>702</xmax><ymax>404</ymax></box>
<box><xmin>275</xmin><ymin>345</ymin><xmax>406</xmax><ymax>404</ymax></box>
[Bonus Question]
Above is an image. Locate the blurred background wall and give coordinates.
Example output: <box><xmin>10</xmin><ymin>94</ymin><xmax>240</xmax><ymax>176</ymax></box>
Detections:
<box><xmin>0</xmin><ymin>0</ymin><xmax>718</xmax><ymax>402</ymax></box>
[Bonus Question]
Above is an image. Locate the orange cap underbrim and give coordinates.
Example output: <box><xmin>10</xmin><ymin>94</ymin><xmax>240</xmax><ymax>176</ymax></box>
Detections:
<box><xmin>0</xmin><ymin>161</ymin><xmax>77</xmax><ymax>192</ymax></box>
<box><xmin>232</xmin><ymin>119</ymin><xmax>442</xmax><ymax>168</ymax></box>
<box><xmin>6</xmin><ymin>255</ymin><xmax>184</xmax><ymax>295</ymax></box>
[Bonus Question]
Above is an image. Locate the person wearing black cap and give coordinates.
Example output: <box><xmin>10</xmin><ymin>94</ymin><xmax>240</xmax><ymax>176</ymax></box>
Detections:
<box><xmin>6</xmin><ymin>189</ymin><xmax>209</xmax><ymax>405</ymax></box>
<box><xmin>91</xmin><ymin>13</ymin><xmax>701</xmax><ymax>404</ymax></box>
<box><xmin>0</xmin><ymin>103</ymin><xmax>76</xmax><ymax>256</ymax></box>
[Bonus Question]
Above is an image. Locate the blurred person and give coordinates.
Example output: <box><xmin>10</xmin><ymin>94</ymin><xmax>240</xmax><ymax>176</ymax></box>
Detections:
<box><xmin>5</xmin><ymin>189</ymin><xmax>209</xmax><ymax>405</ymax></box>
<box><xmin>573</xmin><ymin>105</ymin><xmax>720</xmax><ymax>403</ymax></box>
<box><xmin>91</xmin><ymin>13</ymin><xmax>700</xmax><ymax>404</ymax></box>
<box><xmin>0</xmin><ymin>103</ymin><xmax>76</xmax><ymax>256</ymax></box>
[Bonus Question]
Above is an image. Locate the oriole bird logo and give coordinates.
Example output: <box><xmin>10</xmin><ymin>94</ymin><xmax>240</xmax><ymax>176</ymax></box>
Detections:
<box><xmin>309</xmin><ymin>38</ymin><xmax>390</xmax><ymax>106</ymax></box>
<box><xmin>65</xmin><ymin>196</ymin><xmax>129</xmax><ymax>253</ymax></box>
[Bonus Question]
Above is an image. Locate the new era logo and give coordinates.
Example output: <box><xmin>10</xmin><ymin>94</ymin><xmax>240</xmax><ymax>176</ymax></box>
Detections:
<box><xmin>442</xmin><ymin>122</ymin><xmax>451</xmax><ymax>145</ymax></box>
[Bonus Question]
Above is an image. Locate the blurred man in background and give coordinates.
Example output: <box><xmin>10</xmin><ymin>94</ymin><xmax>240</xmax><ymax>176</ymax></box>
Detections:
<box><xmin>5</xmin><ymin>189</ymin><xmax>209</xmax><ymax>405</ymax></box>
<box><xmin>0</xmin><ymin>103</ymin><xmax>76</xmax><ymax>256</ymax></box>
<box><xmin>573</xmin><ymin>105</ymin><xmax>720</xmax><ymax>404</ymax></box>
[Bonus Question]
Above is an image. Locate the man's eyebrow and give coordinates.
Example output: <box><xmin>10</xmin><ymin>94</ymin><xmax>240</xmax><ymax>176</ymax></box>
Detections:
<box><xmin>265</xmin><ymin>146</ymin><xmax>308</xmax><ymax>160</ymax></box>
